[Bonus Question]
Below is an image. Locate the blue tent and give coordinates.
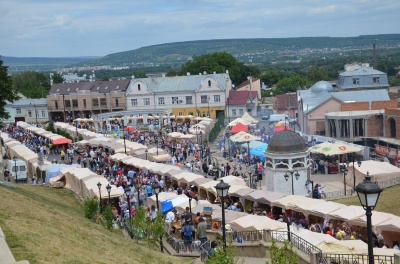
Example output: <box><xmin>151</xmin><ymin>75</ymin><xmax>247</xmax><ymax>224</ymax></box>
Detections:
<box><xmin>45</xmin><ymin>164</ymin><xmax>71</xmax><ymax>184</ymax></box>
<box><xmin>249</xmin><ymin>144</ymin><xmax>268</xmax><ymax>161</ymax></box>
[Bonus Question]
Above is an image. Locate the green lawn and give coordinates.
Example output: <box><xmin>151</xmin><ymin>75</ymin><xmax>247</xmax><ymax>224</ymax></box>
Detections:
<box><xmin>0</xmin><ymin>184</ymin><xmax>190</xmax><ymax>264</ymax></box>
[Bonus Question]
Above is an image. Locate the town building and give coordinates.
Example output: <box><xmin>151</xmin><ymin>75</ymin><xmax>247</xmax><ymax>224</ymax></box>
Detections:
<box><xmin>297</xmin><ymin>81</ymin><xmax>390</xmax><ymax>136</ymax></box>
<box><xmin>338</xmin><ymin>63</ymin><xmax>389</xmax><ymax>91</ymax></box>
<box><xmin>125</xmin><ymin>72</ymin><xmax>232</xmax><ymax>119</ymax></box>
<box><xmin>47</xmin><ymin>80</ymin><xmax>129</xmax><ymax>122</ymax></box>
<box><xmin>274</xmin><ymin>93</ymin><xmax>297</xmax><ymax>119</ymax></box>
<box><xmin>226</xmin><ymin>90</ymin><xmax>258</xmax><ymax>121</ymax></box>
<box><xmin>0</xmin><ymin>95</ymin><xmax>48</xmax><ymax>124</ymax></box>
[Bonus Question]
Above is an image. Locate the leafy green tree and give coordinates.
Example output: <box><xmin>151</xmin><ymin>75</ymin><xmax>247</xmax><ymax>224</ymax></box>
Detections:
<box><xmin>259</xmin><ymin>70</ymin><xmax>285</xmax><ymax>88</ymax></box>
<box><xmin>207</xmin><ymin>244</ymin><xmax>242</xmax><ymax>264</ymax></box>
<box><xmin>0</xmin><ymin>57</ymin><xmax>20</xmax><ymax>126</ymax></box>
<box><xmin>275</xmin><ymin>75</ymin><xmax>312</xmax><ymax>95</ymax></box>
<box><xmin>51</xmin><ymin>72</ymin><xmax>65</xmax><ymax>83</ymax></box>
<box><xmin>267</xmin><ymin>239</ymin><xmax>298</xmax><ymax>264</ymax></box>
<box><xmin>180</xmin><ymin>52</ymin><xmax>254</xmax><ymax>85</ymax></box>
<box><xmin>306</xmin><ymin>65</ymin><xmax>328</xmax><ymax>83</ymax></box>
<box><xmin>132</xmin><ymin>205</ymin><xmax>147</xmax><ymax>242</ymax></box>
<box><xmin>12</xmin><ymin>71</ymin><xmax>50</xmax><ymax>98</ymax></box>
<box><xmin>135</xmin><ymin>71</ymin><xmax>148</xmax><ymax>78</ymax></box>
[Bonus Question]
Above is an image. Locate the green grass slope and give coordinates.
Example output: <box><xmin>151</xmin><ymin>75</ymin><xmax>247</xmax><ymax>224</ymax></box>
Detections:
<box><xmin>0</xmin><ymin>184</ymin><xmax>189</xmax><ymax>264</ymax></box>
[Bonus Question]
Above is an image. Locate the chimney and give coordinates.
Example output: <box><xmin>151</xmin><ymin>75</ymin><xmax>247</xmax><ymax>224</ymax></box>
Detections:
<box><xmin>199</xmin><ymin>73</ymin><xmax>201</xmax><ymax>75</ymax></box>
<box><xmin>226</xmin><ymin>70</ymin><xmax>229</xmax><ymax>74</ymax></box>
<box><xmin>213</xmin><ymin>71</ymin><xmax>216</xmax><ymax>74</ymax></box>
<box><xmin>162</xmin><ymin>73</ymin><xmax>165</xmax><ymax>77</ymax></box>
<box><xmin>203</xmin><ymin>71</ymin><xmax>207</xmax><ymax>75</ymax></box>
<box><xmin>132</xmin><ymin>75</ymin><xmax>135</xmax><ymax>79</ymax></box>
<box><xmin>187</xmin><ymin>72</ymin><xmax>190</xmax><ymax>76</ymax></box>
<box><xmin>373</xmin><ymin>43</ymin><xmax>377</xmax><ymax>69</ymax></box>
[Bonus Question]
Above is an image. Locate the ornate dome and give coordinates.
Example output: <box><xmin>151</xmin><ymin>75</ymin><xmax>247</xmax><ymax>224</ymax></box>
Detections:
<box><xmin>310</xmin><ymin>81</ymin><xmax>333</xmax><ymax>93</ymax></box>
<box><xmin>267</xmin><ymin>130</ymin><xmax>307</xmax><ymax>153</ymax></box>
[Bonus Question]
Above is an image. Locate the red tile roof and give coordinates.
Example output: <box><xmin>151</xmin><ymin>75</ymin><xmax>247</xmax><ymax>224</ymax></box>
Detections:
<box><xmin>274</xmin><ymin>93</ymin><xmax>297</xmax><ymax>110</ymax></box>
<box><xmin>228</xmin><ymin>90</ymin><xmax>259</xmax><ymax>105</ymax></box>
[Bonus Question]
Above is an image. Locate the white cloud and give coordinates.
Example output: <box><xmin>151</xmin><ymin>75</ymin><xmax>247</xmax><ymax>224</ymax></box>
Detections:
<box><xmin>0</xmin><ymin>0</ymin><xmax>399</xmax><ymax>56</ymax></box>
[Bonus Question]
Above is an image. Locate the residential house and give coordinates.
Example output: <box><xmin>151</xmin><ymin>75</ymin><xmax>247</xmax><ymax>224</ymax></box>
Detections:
<box><xmin>227</xmin><ymin>90</ymin><xmax>259</xmax><ymax>120</ymax></box>
<box><xmin>274</xmin><ymin>93</ymin><xmax>297</xmax><ymax>118</ymax></box>
<box><xmin>234</xmin><ymin>77</ymin><xmax>262</xmax><ymax>100</ymax></box>
<box><xmin>47</xmin><ymin>80</ymin><xmax>129</xmax><ymax>122</ymax></box>
<box><xmin>338</xmin><ymin>63</ymin><xmax>389</xmax><ymax>91</ymax></box>
<box><xmin>0</xmin><ymin>94</ymin><xmax>48</xmax><ymax>124</ymax></box>
<box><xmin>125</xmin><ymin>72</ymin><xmax>232</xmax><ymax>119</ymax></box>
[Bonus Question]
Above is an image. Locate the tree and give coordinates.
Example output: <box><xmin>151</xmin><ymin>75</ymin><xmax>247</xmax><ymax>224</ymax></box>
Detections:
<box><xmin>179</xmin><ymin>52</ymin><xmax>253</xmax><ymax>85</ymax></box>
<box><xmin>267</xmin><ymin>239</ymin><xmax>298</xmax><ymax>264</ymax></box>
<box><xmin>135</xmin><ymin>71</ymin><xmax>148</xmax><ymax>78</ymax></box>
<box><xmin>306</xmin><ymin>65</ymin><xmax>328</xmax><ymax>83</ymax></box>
<box><xmin>0</xmin><ymin>57</ymin><xmax>20</xmax><ymax>126</ymax></box>
<box><xmin>12</xmin><ymin>71</ymin><xmax>50</xmax><ymax>98</ymax></box>
<box><xmin>259</xmin><ymin>70</ymin><xmax>285</xmax><ymax>88</ymax></box>
<box><xmin>275</xmin><ymin>75</ymin><xmax>312</xmax><ymax>95</ymax></box>
<box><xmin>51</xmin><ymin>72</ymin><xmax>65</xmax><ymax>83</ymax></box>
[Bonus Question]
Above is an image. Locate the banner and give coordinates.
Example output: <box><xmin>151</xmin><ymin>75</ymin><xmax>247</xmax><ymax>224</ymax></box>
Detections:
<box><xmin>374</xmin><ymin>144</ymin><xmax>398</xmax><ymax>165</ymax></box>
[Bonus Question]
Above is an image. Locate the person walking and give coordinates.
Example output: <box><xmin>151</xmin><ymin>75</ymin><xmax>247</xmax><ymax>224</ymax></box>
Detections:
<box><xmin>197</xmin><ymin>217</ymin><xmax>208</xmax><ymax>251</ymax></box>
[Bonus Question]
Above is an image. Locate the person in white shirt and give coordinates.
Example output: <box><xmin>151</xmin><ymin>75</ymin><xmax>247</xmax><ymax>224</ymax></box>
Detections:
<box><xmin>165</xmin><ymin>209</ymin><xmax>176</xmax><ymax>235</ymax></box>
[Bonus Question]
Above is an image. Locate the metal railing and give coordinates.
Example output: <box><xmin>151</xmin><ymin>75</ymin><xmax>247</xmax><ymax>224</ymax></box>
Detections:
<box><xmin>318</xmin><ymin>253</ymin><xmax>394</xmax><ymax>264</ymax></box>
<box><xmin>270</xmin><ymin>230</ymin><xmax>322</xmax><ymax>256</ymax></box>
<box><xmin>165</xmin><ymin>235</ymin><xmax>203</xmax><ymax>253</ymax></box>
<box><xmin>231</xmin><ymin>230</ymin><xmax>264</xmax><ymax>243</ymax></box>
<box><xmin>166</xmin><ymin>235</ymin><xmax>181</xmax><ymax>253</ymax></box>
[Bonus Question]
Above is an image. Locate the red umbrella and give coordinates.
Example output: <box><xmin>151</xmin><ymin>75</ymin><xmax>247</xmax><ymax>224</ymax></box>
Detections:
<box><xmin>273</xmin><ymin>126</ymin><xmax>292</xmax><ymax>133</ymax></box>
<box><xmin>53</xmin><ymin>138</ymin><xmax>72</xmax><ymax>145</ymax></box>
<box><xmin>126</xmin><ymin>126</ymin><xmax>135</xmax><ymax>133</ymax></box>
<box><xmin>230</xmin><ymin>123</ymin><xmax>248</xmax><ymax>134</ymax></box>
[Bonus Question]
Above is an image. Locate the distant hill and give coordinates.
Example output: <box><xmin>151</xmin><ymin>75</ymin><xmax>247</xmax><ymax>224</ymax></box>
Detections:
<box><xmin>84</xmin><ymin>34</ymin><xmax>400</xmax><ymax>67</ymax></box>
<box><xmin>1</xmin><ymin>56</ymin><xmax>99</xmax><ymax>72</ymax></box>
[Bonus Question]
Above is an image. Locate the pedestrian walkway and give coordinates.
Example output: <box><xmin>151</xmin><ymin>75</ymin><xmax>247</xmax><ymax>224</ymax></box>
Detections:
<box><xmin>240</xmin><ymin>256</ymin><xmax>271</xmax><ymax>264</ymax></box>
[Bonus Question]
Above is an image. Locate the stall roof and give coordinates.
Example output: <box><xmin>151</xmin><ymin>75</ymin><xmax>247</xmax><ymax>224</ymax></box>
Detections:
<box><xmin>219</xmin><ymin>175</ymin><xmax>246</xmax><ymax>186</ymax></box>
<box><xmin>306</xmin><ymin>201</ymin><xmax>346</xmax><ymax>219</ymax></box>
<box><xmin>228</xmin><ymin>214</ymin><xmax>286</xmax><ymax>232</ymax></box>
<box><xmin>243</xmin><ymin>190</ymin><xmax>287</xmax><ymax>206</ymax></box>
<box><xmin>228</xmin><ymin>187</ymin><xmax>256</xmax><ymax>198</ymax></box>
<box><xmin>325</xmin><ymin>205</ymin><xmax>365</xmax><ymax>221</ymax></box>
<box><xmin>272</xmin><ymin>195</ymin><xmax>310</xmax><ymax>209</ymax></box>
<box><xmin>286</xmin><ymin>197</ymin><xmax>327</xmax><ymax>216</ymax></box>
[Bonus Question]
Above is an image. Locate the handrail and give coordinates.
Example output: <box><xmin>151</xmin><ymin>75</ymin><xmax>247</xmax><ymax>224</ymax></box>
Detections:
<box><xmin>318</xmin><ymin>253</ymin><xmax>394</xmax><ymax>264</ymax></box>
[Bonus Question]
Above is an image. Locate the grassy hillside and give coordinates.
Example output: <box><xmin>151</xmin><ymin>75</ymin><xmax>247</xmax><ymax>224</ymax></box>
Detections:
<box><xmin>333</xmin><ymin>184</ymin><xmax>400</xmax><ymax>216</ymax></box>
<box><xmin>0</xmin><ymin>184</ymin><xmax>189</xmax><ymax>264</ymax></box>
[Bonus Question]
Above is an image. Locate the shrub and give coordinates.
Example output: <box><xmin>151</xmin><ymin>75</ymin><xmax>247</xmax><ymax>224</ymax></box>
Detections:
<box><xmin>102</xmin><ymin>205</ymin><xmax>113</xmax><ymax>230</ymax></box>
<box><xmin>267</xmin><ymin>239</ymin><xmax>298</xmax><ymax>264</ymax></box>
<box><xmin>84</xmin><ymin>198</ymin><xmax>99</xmax><ymax>221</ymax></box>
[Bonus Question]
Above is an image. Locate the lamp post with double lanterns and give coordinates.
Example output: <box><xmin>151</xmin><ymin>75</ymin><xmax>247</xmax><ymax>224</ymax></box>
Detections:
<box><xmin>283</xmin><ymin>214</ymin><xmax>292</xmax><ymax>242</ymax></box>
<box><xmin>340</xmin><ymin>165</ymin><xmax>349</xmax><ymax>196</ymax></box>
<box><xmin>97</xmin><ymin>182</ymin><xmax>102</xmax><ymax>213</ymax></box>
<box><xmin>215</xmin><ymin>180</ymin><xmax>230</xmax><ymax>250</ymax></box>
<box><xmin>284</xmin><ymin>170</ymin><xmax>300</xmax><ymax>195</ymax></box>
<box><xmin>199</xmin><ymin>131</ymin><xmax>203</xmax><ymax>161</ymax></box>
<box><xmin>124</xmin><ymin>186</ymin><xmax>131</xmax><ymax>220</ymax></box>
<box><xmin>354</xmin><ymin>172</ymin><xmax>382</xmax><ymax>264</ymax></box>
<box><xmin>152</xmin><ymin>182</ymin><xmax>163</xmax><ymax>253</ymax></box>
<box><xmin>13</xmin><ymin>156</ymin><xmax>18</xmax><ymax>183</ymax></box>
<box><xmin>106</xmin><ymin>183</ymin><xmax>112</xmax><ymax>205</ymax></box>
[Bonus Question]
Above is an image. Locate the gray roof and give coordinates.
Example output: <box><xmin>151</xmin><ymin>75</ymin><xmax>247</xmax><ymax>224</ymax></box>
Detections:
<box><xmin>339</xmin><ymin>67</ymin><xmax>386</xmax><ymax>77</ymax></box>
<box><xmin>298</xmin><ymin>89</ymin><xmax>389</xmax><ymax>114</ymax></box>
<box><xmin>49</xmin><ymin>80</ymin><xmax>129</xmax><ymax>94</ymax></box>
<box><xmin>7</xmin><ymin>98</ymin><xmax>47</xmax><ymax>107</ymax></box>
<box><xmin>129</xmin><ymin>73</ymin><xmax>230</xmax><ymax>93</ymax></box>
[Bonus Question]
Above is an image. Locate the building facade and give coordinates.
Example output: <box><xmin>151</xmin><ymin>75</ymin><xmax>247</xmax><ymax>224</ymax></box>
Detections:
<box><xmin>338</xmin><ymin>63</ymin><xmax>389</xmax><ymax>91</ymax></box>
<box><xmin>227</xmin><ymin>90</ymin><xmax>258</xmax><ymax>120</ymax></box>
<box><xmin>0</xmin><ymin>95</ymin><xmax>48</xmax><ymax>124</ymax></box>
<box><xmin>125</xmin><ymin>73</ymin><xmax>232</xmax><ymax>119</ymax></box>
<box><xmin>47</xmin><ymin>80</ymin><xmax>129</xmax><ymax>122</ymax></box>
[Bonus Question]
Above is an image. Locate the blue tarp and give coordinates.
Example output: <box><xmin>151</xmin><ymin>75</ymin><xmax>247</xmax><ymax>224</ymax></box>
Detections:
<box><xmin>249</xmin><ymin>144</ymin><xmax>268</xmax><ymax>161</ymax></box>
<box><xmin>45</xmin><ymin>164</ymin><xmax>71</xmax><ymax>184</ymax></box>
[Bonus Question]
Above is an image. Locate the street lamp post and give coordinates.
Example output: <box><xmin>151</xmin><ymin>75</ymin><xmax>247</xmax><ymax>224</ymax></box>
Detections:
<box><xmin>188</xmin><ymin>197</ymin><xmax>192</xmax><ymax>216</ymax></box>
<box><xmin>354</xmin><ymin>172</ymin><xmax>382</xmax><ymax>264</ymax></box>
<box><xmin>75</xmin><ymin>121</ymin><xmax>79</xmax><ymax>143</ymax></box>
<box><xmin>199</xmin><ymin>131</ymin><xmax>203</xmax><ymax>161</ymax></box>
<box><xmin>283</xmin><ymin>215</ymin><xmax>292</xmax><ymax>242</ymax></box>
<box><xmin>347</xmin><ymin>153</ymin><xmax>362</xmax><ymax>187</ymax></box>
<box><xmin>207</xmin><ymin>96</ymin><xmax>210</xmax><ymax>118</ymax></box>
<box><xmin>152</xmin><ymin>182</ymin><xmax>163</xmax><ymax>253</ymax></box>
<box><xmin>121</xmin><ymin>120</ymin><xmax>127</xmax><ymax>154</ymax></box>
<box><xmin>13</xmin><ymin>156</ymin><xmax>18</xmax><ymax>183</ymax></box>
<box><xmin>215</xmin><ymin>180</ymin><xmax>230</xmax><ymax>250</ymax></box>
<box><xmin>137</xmin><ymin>181</ymin><xmax>142</xmax><ymax>207</ymax></box>
<box><xmin>97</xmin><ymin>182</ymin><xmax>102</xmax><ymax>213</ymax></box>
<box><xmin>246</xmin><ymin>141</ymin><xmax>251</xmax><ymax>187</ymax></box>
<box><xmin>30</xmin><ymin>102</ymin><xmax>38</xmax><ymax>125</ymax></box>
<box><xmin>125</xmin><ymin>186</ymin><xmax>131</xmax><ymax>220</ymax></box>
<box><xmin>106</xmin><ymin>183</ymin><xmax>112</xmax><ymax>205</ymax></box>
<box><xmin>145</xmin><ymin>149</ymin><xmax>148</xmax><ymax>160</ymax></box>
<box><xmin>340</xmin><ymin>165</ymin><xmax>349</xmax><ymax>196</ymax></box>
<box><xmin>284</xmin><ymin>170</ymin><xmax>300</xmax><ymax>195</ymax></box>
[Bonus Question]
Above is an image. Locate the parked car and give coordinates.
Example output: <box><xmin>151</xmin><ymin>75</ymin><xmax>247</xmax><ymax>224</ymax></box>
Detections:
<box><xmin>262</xmin><ymin>115</ymin><xmax>269</xmax><ymax>120</ymax></box>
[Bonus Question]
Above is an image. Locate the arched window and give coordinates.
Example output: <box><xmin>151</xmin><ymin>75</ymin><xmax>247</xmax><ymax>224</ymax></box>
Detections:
<box><xmin>138</xmin><ymin>84</ymin><xmax>141</xmax><ymax>91</ymax></box>
<box><xmin>208</xmin><ymin>80</ymin><xmax>211</xmax><ymax>87</ymax></box>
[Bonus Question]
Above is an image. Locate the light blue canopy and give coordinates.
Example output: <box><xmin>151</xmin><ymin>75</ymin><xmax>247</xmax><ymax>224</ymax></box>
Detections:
<box><xmin>249</xmin><ymin>144</ymin><xmax>268</xmax><ymax>161</ymax></box>
<box><xmin>240</xmin><ymin>140</ymin><xmax>266</xmax><ymax>150</ymax></box>
<box><xmin>45</xmin><ymin>164</ymin><xmax>71</xmax><ymax>184</ymax></box>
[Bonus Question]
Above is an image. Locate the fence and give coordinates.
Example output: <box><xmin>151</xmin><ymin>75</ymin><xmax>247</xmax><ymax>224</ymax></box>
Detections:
<box><xmin>270</xmin><ymin>230</ymin><xmax>322</xmax><ymax>256</ymax></box>
<box><xmin>231</xmin><ymin>230</ymin><xmax>264</xmax><ymax>243</ymax></box>
<box><xmin>318</xmin><ymin>253</ymin><xmax>394</xmax><ymax>264</ymax></box>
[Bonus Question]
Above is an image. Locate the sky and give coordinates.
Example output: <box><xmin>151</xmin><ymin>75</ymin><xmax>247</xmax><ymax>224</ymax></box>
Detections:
<box><xmin>1</xmin><ymin>0</ymin><xmax>399</xmax><ymax>57</ymax></box>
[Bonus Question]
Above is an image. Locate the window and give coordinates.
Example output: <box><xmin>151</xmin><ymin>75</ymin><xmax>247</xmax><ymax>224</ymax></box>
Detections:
<box><xmin>138</xmin><ymin>84</ymin><xmax>141</xmax><ymax>91</ymax></box>
<box><xmin>373</xmin><ymin>77</ymin><xmax>380</xmax><ymax>84</ymax></box>
<box><xmin>158</xmin><ymin>97</ymin><xmax>165</xmax><ymax>105</ymax></box>
<box><xmin>19</xmin><ymin>165</ymin><xmax>26</xmax><ymax>171</ymax></box>
<box><xmin>172</xmin><ymin>97</ymin><xmax>178</xmax><ymax>104</ymax></box>
<box><xmin>131</xmin><ymin>99</ymin><xmax>137</xmax><ymax>106</ymax></box>
<box><xmin>100</xmin><ymin>98</ymin><xmax>107</xmax><ymax>106</ymax></box>
<box><xmin>55</xmin><ymin>102</ymin><xmax>58</xmax><ymax>110</ymax></box>
<box><xmin>83</xmin><ymin>99</ymin><xmax>87</xmax><ymax>108</ymax></box>
<box><xmin>352</xmin><ymin>78</ymin><xmax>359</xmax><ymax>85</ymax></box>
<box><xmin>65</xmin><ymin>100</ymin><xmax>71</xmax><ymax>107</ymax></box>
<box><xmin>16</xmin><ymin>108</ymin><xmax>21</xmax><ymax>115</ymax></box>
<box><xmin>72</xmin><ymin>99</ymin><xmax>78</xmax><ymax>107</ymax></box>
<box><xmin>208</xmin><ymin>80</ymin><xmax>212</xmax><ymax>87</ymax></box>
<box><xmin>143</xmin><ymin>98</ymin><xmax>150</xmax><ymax>106</ymax></box>
<box><xmin>178</xmin><ymin>112</ymin><xmax>183</xmax><ymax>116</ymax></box>
<box><xmin>92</xmin><ymin>98</ymin><xmax>99</xmax><ymax>107</ymax></box>
<box><xmin>185</xmin><ymin>96</ymin><xmax>192</xmax><ymax>104</ymax></box>
<box><xmin>232</xmin><ymin>109</ymin><xmax>236</xmax><ymax>116</ymax></box>
<box><xmin>201</xmin><ymin>95</ymin><xmax>208</xmax><ymax>103</ymax></box>
<box><xmin>115</xmin><ymin>98</ymin><xmax>119</xmax><ymax>107</ymax></box>
<box><xmin>213</xmin><ymin>95</ymin><xmax>220</xmax><ymax>102</ymax></box>
<box><xmin>41</xmin><ymin>111</ymin><xmax>46</xmax><ymax>117</ymax></box>
<box><xmin>28</xmin><ymin>110</ymin><xmax>32</xmax><ymax>117</ymax></box>
<box><xmin>239</xmin><ymin>109</ymin><xmax>244</xmax><ymax>115</ymax></box>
